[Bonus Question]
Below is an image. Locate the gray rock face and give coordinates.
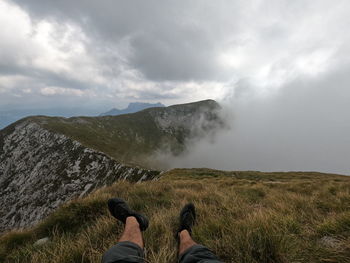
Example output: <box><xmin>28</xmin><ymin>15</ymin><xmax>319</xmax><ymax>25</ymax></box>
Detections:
<box><xmin>0</xmin><ymin>120</ymin><xmax>160</xmax><ymax>233</ymax></box>
<box><xmin>147</xmin><ymin>99</ymin><xmax>226</xmax><ymax>148</ymax></box>
<box><xmin>149</xmin><ymin>100</ymin><xmax>223</xmax><ymax>133</ymax></box>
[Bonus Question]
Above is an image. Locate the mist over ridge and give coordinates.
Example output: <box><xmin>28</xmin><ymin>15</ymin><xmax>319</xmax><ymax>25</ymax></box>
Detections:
<box><xmin>164</xmin><ymin>69</ymin><xmax>350</xmax><ymax>175</ymax></box>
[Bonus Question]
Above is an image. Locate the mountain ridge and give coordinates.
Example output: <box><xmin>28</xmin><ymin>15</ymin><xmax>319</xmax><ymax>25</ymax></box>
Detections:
<box><xmin>27</xmin><ymin>99</ymin><xmax>225</xmax><ymax>167</ymax></box>
<box><xmin>99</xmin><ymin>102</ymin><xmax>165</xmax><ymax>116</ymax></box>
<box><xmin>0</xmin><ymin>99</ymin><xmax>224</xmax><ymax>233</ymax></box>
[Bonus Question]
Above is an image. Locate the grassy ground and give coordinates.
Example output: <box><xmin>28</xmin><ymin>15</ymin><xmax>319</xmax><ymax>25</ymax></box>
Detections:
<box><xmin>29</xmin><ymin>113</ymin><xmax>172</xmax><ymax>168</ymax></box>
<box><xmin>1</xmin><ymin>169</ymin><xmax>350</xmax><ymax>263</ymax></box>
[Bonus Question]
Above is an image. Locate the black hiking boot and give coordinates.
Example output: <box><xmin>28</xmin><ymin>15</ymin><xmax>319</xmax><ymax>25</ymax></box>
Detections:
<box><xmin>178</xmin><ymin>203</ymin><xmax>196</xmax><ymax>235</ymax></box>
<box><xmin>107</xmin><ymin>198</ymin><xmax>149</xmax><ymax>231</ymax></box>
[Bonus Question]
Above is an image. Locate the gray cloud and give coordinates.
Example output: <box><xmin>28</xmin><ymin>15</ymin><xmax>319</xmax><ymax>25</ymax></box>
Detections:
<box><xmin>128</xmin><ymin>29</ymin><xmax>221</xmax><ymax>81</ymax></box>
<box><xmin>161</xmin><ymin>62</ymin><xmax>350</xmax><ymax>175</ymax></box>
<box><xmin>0</xmin><ymin>64</ymin><xmax>95</xmax><ymax>91</ymax></box>
<box><xmin>1</xmin><ymin>0</ymin><xmax>350</xmax><ymax>174</ymax></box>
<box><xmin>6</xmin><ymin>0</ymin><xmax>350</xmax><ymax>92</ymax></box>
<box><xmin>8</xmin><ymin>0</ymin><xmax>237</xmax><ymax>82</ymax></box>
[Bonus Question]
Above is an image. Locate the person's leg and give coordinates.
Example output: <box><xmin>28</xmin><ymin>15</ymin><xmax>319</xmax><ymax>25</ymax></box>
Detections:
<box><xmin>102</xmin><ymin>198</ymin><xmax>148</xmax><ymax>263</ymax></box>
<box><xmin>177</xmin><ymin>203</ymin><xmax>197</xmax><ymax>256</ymax></box>
<box><xmin>177</xmin><ymin>203</ymin><xmax>223</xmax><ymax>263</ymax></box>
<box><xmin>179</xmin><ymin>229</ymin><xmax>197</xmax><ymax>255</ymax></box>
<box><xmin>118</xmin><ymin>216</ymin><xmax>144</xmax><ymax>248</ymax></box>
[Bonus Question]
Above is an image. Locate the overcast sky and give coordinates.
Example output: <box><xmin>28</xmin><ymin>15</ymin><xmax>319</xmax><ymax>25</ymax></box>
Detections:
<box><xmin>1</xmin><ymin>0</ymin><xmax>349</xmax><ymax>174</ymax></box>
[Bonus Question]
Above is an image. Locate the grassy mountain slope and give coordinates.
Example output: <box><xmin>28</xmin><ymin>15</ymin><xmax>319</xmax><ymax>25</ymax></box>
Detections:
<box><xmin>1</xmin><ymin>169</ymin><xmax>349</xmax><ymax>263</ymax></box>
<box><xmin>27</xmin><ymin>100</ymin><xmax>223</xmax><ymax>168</ymax></box>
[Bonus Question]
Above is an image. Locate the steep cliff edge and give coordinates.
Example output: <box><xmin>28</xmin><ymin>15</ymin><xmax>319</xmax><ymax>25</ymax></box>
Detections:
<box><xmin>0</xmin><ymin>120</ymin><xmax>159</xmax><ymax>232</ymax></box>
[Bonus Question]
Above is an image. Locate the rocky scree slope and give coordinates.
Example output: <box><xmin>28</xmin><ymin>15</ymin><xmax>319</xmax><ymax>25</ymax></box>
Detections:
<box><xmin>0</xmin><ymin>120</ymin><xmax>159</xmax><ymax>233</ymax></box>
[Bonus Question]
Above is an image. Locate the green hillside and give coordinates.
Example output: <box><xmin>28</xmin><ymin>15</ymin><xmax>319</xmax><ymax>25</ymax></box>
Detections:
<box><xmin>26</xmin><ymin>99</ymin><xmax>223</xmax><ymax>168</ymax></box>
<box><xmin>1</xmin><ymin>169</ymin><xmax>349</xmax><ymax>263</ymax></box>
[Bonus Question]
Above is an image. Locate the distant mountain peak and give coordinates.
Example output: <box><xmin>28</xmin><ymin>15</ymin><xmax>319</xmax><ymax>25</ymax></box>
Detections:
<box><xmin>100</xmin><ymin>102</ymin><xmax>165</xmax><ymax>116</ymax></box>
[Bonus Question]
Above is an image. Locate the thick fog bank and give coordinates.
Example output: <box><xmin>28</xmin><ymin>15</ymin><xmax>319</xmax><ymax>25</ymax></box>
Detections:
<box><xmin>163</xmin><ymin>69</ymin><xmax>350</xmax><ymax>175</ymax></box>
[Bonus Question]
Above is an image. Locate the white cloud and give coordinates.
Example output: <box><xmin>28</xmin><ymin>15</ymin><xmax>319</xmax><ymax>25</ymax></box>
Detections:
<box><xmin>0</xmin><ymin>0</ymin><xmax>112</xmax><ymax>108</ymax></box>
<box><xmin>1</xmin><ymin>0</ymin><xmax>350</xmax><ymax>173</ymax></box>
<box><xmin>2</xmin><ymin>0</ymin><xmax>350</xmax><ymax>108</ymax></box>
<box><xmin>40</xmin><ymin>86</ymin><xmax>85</xmax><ymax>96</ymax></box>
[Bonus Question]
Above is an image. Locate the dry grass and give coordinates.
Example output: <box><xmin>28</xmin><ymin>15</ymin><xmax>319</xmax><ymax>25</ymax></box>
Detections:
<box><xmin>1</xmin><ymin>169</ymin><xmax>350</xmax><ymax>263</ymax></box>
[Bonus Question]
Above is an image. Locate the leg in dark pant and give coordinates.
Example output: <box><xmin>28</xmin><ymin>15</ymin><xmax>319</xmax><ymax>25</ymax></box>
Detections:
<box><xmin>177</xmin><ymin>204</ymin><xmax>223</xmax><ymax>263</ymax></box>
<box><xmin>118</xmin><ymin>217</ymin><xmax>144</xmax><ymax>248</ymax></box>
<box><xmin>102</xmin><ymin>217</ymin><xmax>144</xmax><ymax>263</ymax></box>
<box><xmin>102</xmin><ymin>198</ymin><xmax>149</xmax><ymax>263</ymax></box>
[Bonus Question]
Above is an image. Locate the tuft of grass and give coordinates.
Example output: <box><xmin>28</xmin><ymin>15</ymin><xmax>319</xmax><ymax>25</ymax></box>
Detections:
<box><xmin>317</xmin><ymin>212</ymin><xmax>350</xmax><ymax>236</ymax></box>
<box><xmin>35</xmin><ymin>199</ymin><xmax>107</xmax><ymax>237</ymax></box>
<box><xmin>1</xmin><ymin>169</ymin><xmax>350</xmax><ymax>263</ymax></box>
<box><xmin>238</xmin><ymin>187</ymin><xmax>266</xmax><ymax>203</ymax></box>
<box><xmin>0</xmin><ymin>231</ymin><xmax>33</xmax><ymax>262</ymax></box>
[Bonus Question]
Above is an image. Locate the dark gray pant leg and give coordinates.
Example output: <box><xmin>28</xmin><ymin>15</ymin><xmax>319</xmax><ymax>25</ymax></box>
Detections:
<box><xmin>102</xmin><ymin>241</ymin><xmax>144</xmax><ymax>263</ymax></box>
<box><xmin>179</xmin><ymin>244</ymin><xmax>223</xmax><ymax>263</ymax></box>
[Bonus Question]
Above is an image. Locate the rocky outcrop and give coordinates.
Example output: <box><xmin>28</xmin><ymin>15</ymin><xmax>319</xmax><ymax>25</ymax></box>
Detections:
<box><xmin>0</xmin><ymin>120</ymin><xmax>160</xmax><ymax>232</ymax></box>
<box><xmin>148</xmin><ymin>99</ymin><xmax>224</xmax><ymax>136</ymax></box>
<box><xmin>145</xmin><ymin>100</ymin><xmax>226</xmax><ymax>155</ymax></box>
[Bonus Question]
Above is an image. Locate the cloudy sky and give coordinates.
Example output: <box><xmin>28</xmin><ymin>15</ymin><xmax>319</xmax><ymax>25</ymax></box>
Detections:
<box><xmin>1</xmin><ymin>0</ymin><xmax>349</xmax><ymax>174</ymax></box>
